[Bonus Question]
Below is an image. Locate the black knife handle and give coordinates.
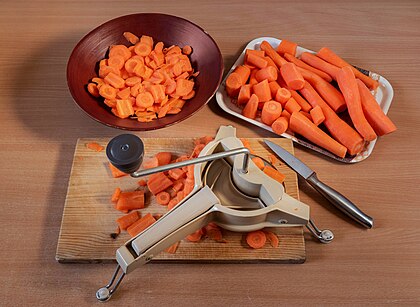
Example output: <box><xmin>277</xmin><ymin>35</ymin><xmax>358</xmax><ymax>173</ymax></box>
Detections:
<box><xmin>306</xmin><ymin>173</ymin><xmax>374</xmax><ymax>228</ymax></box>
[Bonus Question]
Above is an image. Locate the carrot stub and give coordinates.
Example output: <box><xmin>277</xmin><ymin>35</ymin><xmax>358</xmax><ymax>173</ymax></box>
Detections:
<box><xmin>234</xmin><ymin>65</ymin><xmax>251</xmax><ymax>85</ymax></box>
<box><xmin>284</xmin><ymin>98</ymin><xmax>301</xmax><ymax>114</ymax></box>
<box><xmin>246</xmin><ymin>53</ymin><xmax>268</xmax><ymax>69</ymax></box>
<box><xmin>246</xmin><ymin>230</ymin><xmax>267</xmax><ymax>249</ymax></box>
<box><xmin>116</xmin><ymin>190</ymin><xmax>145</xmax><ymax>211</ymax></box>
<box><xmin>242</xmin><ymin>94</ymin><xmax>259</xmax><ymax>119</ymax></box>
<box><xmin>310</xmin><ymin>105</ymin><xmax>325</xmax><ymax>126</ymax></box>
<box><xmin>276</xmin><ymin>39</ymin><xmax>297</xmax><ymax>56</ymax></box>
<box><xmin>253</xmin><ymin>79</ymin><xmax>271</xmax><ymax>102</ymax></box>
<box><xmin>255</xmin><ymin>66</ymin><xmax>278</xmax><ymax>82</ymax></box>
<box><xmin>271</xmin><ymin>116</ymin><xmax>289</xmax><ymax>135</ymax></box>
<box><xmin>261</xmin><ymin>100</ymin><xmax>282</xmax><ymax>126</ymax></box>
<box><xmin>280</xmin><ymin>62</ymin><xmax>305</xmax><ymax>90</ymax></box>
<box><xmin>237</xmin><ymin>84</ymin><xmax>252</xmax><ymax>105</ymax></box>
<box><xmin>147</xmin><ymin>172</ymin><xmax>174</xmax><ymax>195</ymax></box>
<box><xmin>275</xmin><ymin>88</ymin><xmax>291</xmax><ymax>105</ymax></box>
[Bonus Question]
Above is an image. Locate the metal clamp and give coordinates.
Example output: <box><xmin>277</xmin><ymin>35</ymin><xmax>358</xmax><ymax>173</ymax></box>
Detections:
<box><xmin>306</xmin><ymin>219</ymin><xmax>334</xmax><ymax>243</ymax></box>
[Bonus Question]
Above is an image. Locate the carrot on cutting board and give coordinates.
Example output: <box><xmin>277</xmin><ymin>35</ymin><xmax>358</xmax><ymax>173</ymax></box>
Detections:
<box><xmin>142</xmin><ymin>156</ymin><xmax>159</xmax><ymax>169</ymax></box>
<box><xmin>116</xmin><ymin>211</ymin><xmax>140</xmax><ymax>231</ymax></box>
<box><xmin>289</xmin><ymin>111</ymin><xmax>347</xmax><ymax>158</ymax></box>
<box><xmin>276</xmin><ymin>39</ymin><xmax>297</xmax><ymax>56</ymax></box>
<box><xmin>336</xmin><ymin>66</ymin><xmax>377</xmax><ymax>141</ymax></box>
<box><xmin>263</xmin><ymin>166</ymin><xmax>286</xmax><ymax>184</ymax></box>
<box><xmin>186</xmin><ymin>228</ymin><xmax>204</xmax><ymax>242</ymax></box>
<box><xmin>86</xmin><ymin>142</ymin><xmax>104</xmax><ymax>152</ymax></box>
<box><xmin>242</xmin><ymin>94</ymin><xmax>259</xmax><ymax>119</ymax></box>
<box><xmin>297</xmin><ymin>67</ymin><xmax>346</xmax><ymax>113</ymax></box>
<box><xmin>317</xmin><ymin>47</ymin><xmax>379</xmax><ymax>90</ymax></box>
<box><xmin>127</xmin><ymin>213</ymin><xmax>156</xmax><ymax>237</ymax></box>
<box><xmin>357</xmin><ymin>79</ymin><xmax>396</xmax><ymax>136</ymax></box>
<box><xmin>300</xmin><ymin>52</ymin><xmax>340</xmax><ymax>80</ymax></box>
<box><xmin>164</xmin><ymin>241</ymin><xmax>180</xmax><ymax>254</ymax></box>
<box><xmin>299</xmin><ymin>82</ymin><xmax>364</xmax><ymax>156</ymax></box>
<box><xmin>155</xmin><ymin>152</ymin><xmax>172</xmax><ymax>166</ymax></box>
<box><xmin>310</xmin><ymin>105</ymin><xmax>325</xmax><ymax>126</ymax></box>
<box><xmin>147</xmin><ymin>172</ymin><xmax>174</xmax><ymax>195</ymax></box>
<box><xmin>280</xmin><ymin>62</ymin><xmax>305</xmax><ymax>90</ymax></box>
<box><xmin>252</xmin><ymin>157</ymin><xmax>265</xmax><ymax>170</ymax></box>
<box><xmin>260</xmin><ymin>41</ymin><xmax>288</xmax><ymax>68</ymax></box>
<box><xmin>108</xmin><ymin>162</ymin><xmax>128</xmax><ymax>178</ymax></box>
<box><xmin>263</xmin><ymin>230</ymin><xmax>279</xmax><ymax>248</ymax></box>
<box><xmin>205</xmin><ymin>223</ymin><xmax>224</xmax><ymax>242</ymax></box>
<box><xmin>246</xmin><ymin>230</ymin><xmax>267</xmax><ymax>249</ymax></box>
<box><xmin>116</xmin><ymin>190</ymin><xmax>145</xmax><ymax>211</ymax></box>
<box><xmin>271</xmin><ymin>116</ymin><xmax>289</xmax><ymax>135</ymax></box>
<box><xmin>283</xmin><ymin>53</ymin><xmax>332</xmax><ymax>82</ymax></box>
<box><xmin>253</xmin><ymin>79</ymin><xmax>271</xmax><ymax>102</ymax></box>
<box><xmin>111</xmin><ymin>187</ymin><xmax>122</xmax><ymax>202</ymax></box>
<box><xmin>261</xmin><ymin>100</ymin><xmax>282</xmax><ymax>126</ymax></box>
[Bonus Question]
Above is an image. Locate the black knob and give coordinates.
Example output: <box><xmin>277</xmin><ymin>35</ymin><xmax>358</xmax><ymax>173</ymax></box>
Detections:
<box><xmin>106</xmin><ymin>134</ymin><xmax>144</xmax><ymax>174</ymax></box>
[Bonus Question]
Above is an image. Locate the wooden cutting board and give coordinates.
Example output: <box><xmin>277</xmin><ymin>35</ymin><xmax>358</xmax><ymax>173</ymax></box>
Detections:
<box><xmin>56</xmin><ymin>138</ymin><xmax>305</xmax><ymax>263</ymax></box>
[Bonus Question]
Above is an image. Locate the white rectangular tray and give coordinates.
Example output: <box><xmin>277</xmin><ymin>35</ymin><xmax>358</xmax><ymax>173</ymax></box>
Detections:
<box><xmin>215</xmin><ymin>37</ymin><xmax>394</xmax><ymax>163</ymax></box>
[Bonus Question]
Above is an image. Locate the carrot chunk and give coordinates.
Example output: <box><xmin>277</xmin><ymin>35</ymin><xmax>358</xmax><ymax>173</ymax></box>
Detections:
<box><xmin>246</xmin><ymin>230</ymin><xmax>267</xmax><ymax>249</ymax></box>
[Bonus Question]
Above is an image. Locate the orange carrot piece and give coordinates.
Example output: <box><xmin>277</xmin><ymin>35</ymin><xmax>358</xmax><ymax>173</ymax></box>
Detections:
<box><xmin>252</xmin><ymin>157</ymin><xmax>265</xmax><ymax>170</ymax></box>
<box><xmin>284</xmin><ymin>53</ymin><xmax>332</xmax><ymax>82</ymax></box>
<box><xmin>357</xmin><ymin>79</ymin><xmax>396</xmax><ymax>136</ymax></box>
<box><xmin>299</xmin><ymin>82</ymin><xmax>364</xmax><ymax>156</ymax></box>
<box><xmin>147</xmin><ymin>172</ymin><xmax>173</xmax><ymax>195</ymax></box>
<box><xmin>300</xmin><ymin>52</ymin><xmax>340</xmax><ymax>80</ymax></box>
<box><xmin>246</xmin><ymin>53</ymin><xmax>268</xmax><ymax>69</ymax></box>
<box><xmin>242</xmin><ymin>94</ymin><xmax>259</xmax><ymax>119</ymax></box>
<box><xmin>234</xmin><ymin>65</ymin><xmax>251</xmax><ymax>85</ymax></box>
<box><xmin>300</xmin><ymin>111</ymin><xmax>312</xmax><ymax>121</ymax></box>
<box><xmin>109</xmin><ymin>45</ymin><xmax>131</xmax><ymax>61</ymax></box>
<box><xmin>167</xmin><ymin>198</ymin><xmax>179</xmax><ymax>210</ymax></box>
<box><xmin>87</xmin><ymin>83</ymin><xmax>100</xmax><ymax>97</ymax></box>
<box><xmin>252</xmin><ymin>79</ymin><xmax>271</xmax><ymax>102</ymax></box>
<box><xmin>123</xmin><ymin>31</ymin><xmax>139</xmax><ymax>44</ymax></box>
<box><xmin>237</xmin><ymin>84</ymin><xmax>252</xmax><ymax>105</ymax></box>
<box><xmin>116</xmin><ymin>99</ymin><xmax>134</xmax><ymax>118</ymax></box>
<box><xmin>280</xmin><ymin>62</ymin><xmax>305</xmax><ymax>90</ymax></box>
<box><xmin>268</xmin><ymin>81</ymin><xmax>281</xmax><ymax>98</ymax></box>
<box><xmin>271</xmin><ymin>116</ymin><xmax>289</xmax><ymax>135</ymax></box>
<box><xmin>255</xmin><ymin>66</ymin><xmax>278</xmax><ymax>82</ymax></box>
<box><xmin>268</xmin><ymin>154</ymin><xmax>280</xmax><ymax>166</ymax></box>
<box><xmin>289</xmin><ymin>111</ymin><xmax>347</xmax><ymax>158</ymax></box>
<box><xmin>284</xmin><ymin>97</ymin><xmax>301</xmax><ymax>114</ymax></box>
<box><xmin>156</xmin><ymin>191</ymin><xmax>170</xmax><ymax>206</ymax></box>
<box><xmin>246</xmin><ymin>230</ymin><xmax>266</xmax><ymax>249</ymax></box>
<box><xmin>261</xmin><ymin>100</ymin><xmax>282</xmax><ymax>126</ymax></box>
<box><xmin>155</xmin><ymin>152</ymin><xmax>172</xmax><ymax>166</ymax></box>
<box><xmin>116</xmin><ymin>87</ymin><xmax>131</xmax><ymax>100</ymax></box>
<box><xmin>264</xmin><ymin>56</ymin><xmax>279</xmax><ymax>71</ymax></box>
<box><xmin>142</xmin><ymin>156</ymin><xmax>159</xmax><ymax>169</ymax></box>
<box><xmin>336</xmin><ymin>68</ymin><xmax>377</xmax><ymax>141</ymax></box>
<box><xmin>99</xmin><ymin>65</ymin><xmax>120</xmax><ymax>79</ymax></box>
<box><xmin>205</xmin><ymin>223</ymin><xmax>223</xmax><ymax>241</ymax></box>
<box><xmin>136</xmin><ymin>92</ymin><xmax>154</xmax><ymax>108</ymax></box>
<box><xmin>310</xmin><ymin>105</ymin><xmax>325</xmax><ymax>126</ymax></box>
<box><xmin>134</xmin><ymin>42</ymin><xmax>152</xmax><ymax>57</ymax></box>
<box><xmin>149</xmin><ymin>84</ymin><xmax>166</xmax><ymax>103</ymax></box>
<box><xmin>186</xmin><ymin>228</ymin><xmax>204</xmax><ymax>242</ymax></box>
<box><xmin>263</xmin><ymin>166</ymin><xmax>286</xmax><ymax>183</ymax></box>
<box><xmin>164</xmin><ymin>241</ymin><xmax>179</xmax><ymax>254</ymax></box>
<box><xmin>111</xmin><ymin>187</ymin><xmax>121</xmax><ymax>202</ymax></box>
<box><xmin>116</xmin><ymin>191</ymin><xmax>145</xmax><ymax>211</ymax></box>
<box><xmin>263</xmin><ymin>230</ymin><xmax>279</xmax><ymax>248</ymax></box>
<box><xmin>191</xmin><ymin>144</ymin><xmax>205</xmax><ymax>158</ymax></box>
<box><xmin>168</xmin><ymin>168</ymin><xmax>185</xmax><ymax>180</ymax></box>
<box><xmin>182</xmin><ymin>45</ymin><xmax>192</xmax><ymax>55</ymax></box>
<box><xmin>108</xmin><ymin>162</ymin><xmax>128</xmax><ymax>178</ymax></box>
<box><xmin>289</xmin><ymin>90</ymin><xmax>312</xmax><ymax>113</ymax></box>
<box><xmin>277</xmin><ymin>39</ymin><xmax>297</xmax><ymax>56</ymax></box>
<box><xmin>108</xmin><ymin>55</ymin><xmax>125</xmax><ymax>70</ymax></box>
<box><xmin>297</xmin><ymin>67</ymin><xmax>346</xmax><ymax>113</ymax></box>
<box><xmin>116</xmin><ymin>211</ymin><xmax>140</xmax><ymax>231</ymax></box>
<box><xmin>138</xmin><ymin>179</ymin><xmax>147</xmax><ymax>186</ymax></box>
<box><xmin>127</xmin><ymin>213</ymin><xmax>156</xmax><ymax>237</ymax></box>
<box><xmin>260</xmin><ymin>41</ymin><xmax>288</xmax><ymax>68</ymax></box>
<box><xmin>125</xmin><ymin>76</ymin><xmax>142</xmax><ymax>87</ymax></box>
<box><xmin>124</xmin><ymin>57</ymin><xmax>144</xmax><ymax>74</ymax></box>
<box><xmin>99</xmin><ymin>84</ymin><xmax>117</xmax><ymax>100</ymax></box>
<box><xmin>175</xmin><ymin>78</ymin><xmax>194</xmax><ymax>97</ymax></box>
<box><xmin>86</xmin><ymin>142</ymin><xmax>104</xmax><ymax>152</ymax></box>
<box><xmin>317</xmin><ymin>47</ymin><xmax>379</xmax><ymax>90</ymax></box>
<box><xmin>275</xmin><ymin>88</ymin><xmax>291</xmax><ymax>105</ymax></box>
<box><xmin>246</xmin><ymin>49</ymin><xmax>265</xmax><ymax>59</ymax></box>
<box><xmin>104</xmin><ymin>72</ymin><xmax>125</xmax><ymax>89</ymax></box>
<box><xmin>226</xmin><ymin>72</ymin><xmax>243</xmax><ymax>97</ymax></box>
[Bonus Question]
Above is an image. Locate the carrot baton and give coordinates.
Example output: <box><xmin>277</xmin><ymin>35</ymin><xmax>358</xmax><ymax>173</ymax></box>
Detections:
<box><xmin>284</xmin><ymin>53</ymin><xmax>332</xmax><ymax>82</ymax></box>
<box><xmin>317</xmin><ymin>47</ymin><xmax>379</xmax><ymax>90</ymax></box>
<box><xmin>336</xmin><ymin>66</ymin><xmax>377</xmax><ymax>142</ymax></box>
<box><xmin>357</xmin><ymin>79</ymin><xmax>396</xmax><ymax>136</ymax></box>
<box><xmin>289</xmin><ymin>111</ymin><xmax>347</xmax><ymax>158</ymax></box>
<box><xmin>299</xmin><ymin>81</ymin><xmax>364</xmax><ymax>156</ymax></box>
<box><xmin>300</xmin><ymin>52</ymin><xmax>340</xmax><ymax>80</ymax></box>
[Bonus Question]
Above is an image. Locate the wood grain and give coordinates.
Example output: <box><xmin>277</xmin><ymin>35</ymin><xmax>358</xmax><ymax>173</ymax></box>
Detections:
<box><xmin>56</xmin><ymin>137</ymin><xmax>305</xmax><ymax>263</ymax></box>
<box><xmin>0</xmin><ymin>0</ymin><xmax>419</xmax><ymax>305</ymax></box>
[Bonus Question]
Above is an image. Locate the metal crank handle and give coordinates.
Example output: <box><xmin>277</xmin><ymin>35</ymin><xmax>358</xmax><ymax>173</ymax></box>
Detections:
<box><xmin>306</xmin><ymin>173</ymin><xmax>373</xmax><ymax>229</ymax></box>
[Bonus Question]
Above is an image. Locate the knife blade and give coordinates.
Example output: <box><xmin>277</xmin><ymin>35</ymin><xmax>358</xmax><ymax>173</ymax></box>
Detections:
<box><xmin>264</xmin><ymin>140</ymin><xmax>373</xmax><ymax>228</ymax></box>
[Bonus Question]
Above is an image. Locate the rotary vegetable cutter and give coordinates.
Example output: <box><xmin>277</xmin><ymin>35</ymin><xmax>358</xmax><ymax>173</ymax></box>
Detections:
<box><xmin>96</xmin><ymin>126</ymin><xmax>333</xmax><ymax>301</ymax></box>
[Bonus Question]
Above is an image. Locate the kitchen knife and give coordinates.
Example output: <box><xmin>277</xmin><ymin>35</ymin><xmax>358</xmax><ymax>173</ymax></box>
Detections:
<box><xmin>264</xmin><ymin>140</ymin><xmax>373</xmax><ymax>228</ymax></box>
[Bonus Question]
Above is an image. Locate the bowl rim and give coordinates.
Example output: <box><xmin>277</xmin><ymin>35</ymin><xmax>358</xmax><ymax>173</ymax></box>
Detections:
<box><xmin>67</xmin><ymin>13</ymin><xmax>224</xmax><ymax>131</ymax></box>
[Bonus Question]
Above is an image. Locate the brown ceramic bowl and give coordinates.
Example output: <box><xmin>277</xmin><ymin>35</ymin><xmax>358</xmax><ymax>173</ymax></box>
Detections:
<box><xmin>67</xmin><ymin>13</ymin><xmax>223</xmax><ymax>130</ymax></box>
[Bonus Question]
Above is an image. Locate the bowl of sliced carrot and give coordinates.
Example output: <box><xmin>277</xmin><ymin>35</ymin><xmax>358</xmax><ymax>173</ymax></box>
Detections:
<box><xmin>67</xmin><ymin>13</ymin><xmax>223</xmax><ymax>130</ymax></box>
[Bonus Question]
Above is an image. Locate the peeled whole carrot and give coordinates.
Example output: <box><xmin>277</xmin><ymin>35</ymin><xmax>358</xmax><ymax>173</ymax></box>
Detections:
<box><xmin>336</xmin><ymin>66</ymin><xmax>377</xmax><ymax>141</ymax></box>
<box><xmin>310</xmin><ymin>105</ymin><xmax>325</xmax><ymax>126</ymax></box>
<box><xmin>317</xmin><ymin>47</ymin><xmax>379</xmax><ymax>90</ymax></box>
<box><xmin>261</xmin><ymin>100</ymin><xmax>282</xmax><ymax>125</ymax></box>
<box><xmin>300</xmin><ymin>52</ymin><xmax>340</xmax><ymax>80</ymax></box>
<box><xmin>297</xmin><ymin>67</ymin><xmax>346</xmax><ymax>113</ymax></box>
<box><xmin>252</xmin><ymin>79</ymin><xmax>271</xmax><ymax>102</ymax></box>
<box><xmin>289</xmin><ymin>111</ymin><xmax>347</xmax><ymax>158</ymax></box>
<box><xmin>242</xmin><ymin>94</ymin><xmax>259</xmax><ymax>119</ymax></box>
<box><xmin>356</xmin><ymin>79</ymin><xmax>396</xmax><ymax>136</ymax></box>
<box><xmin>280</xmin><ymin>63</ymin><xmax>305</xmax><ymax>90</ymax></box>
<box><xmin>246</xmin><ymin>230</ymin><xmax>266</xmax><ymax>249</ymax></box>
<box><xmin>276</xmin><ymin>39</ymin><xmax>297</xmax><ymax>56</ymax></box>
<box><xmin>260</xmin><ymin>41</ymin><xmax>288</xmax><ymax>68</ymax></box>
<box><xmin>283</xmin><ymin>53</ymin><xmax>332</xmax><ymax>82</ymax></box>
<box><xmin>271</xmin><ymin>116</ymin><xmax>289</xmax><ymax>135</ymax></box>
<box><xmin>289</xmin><ymin>90</ymin><xmax>312</xmax><ymax>113</ymax></box>
<box><xmin>299</xmin><ymin>82</ymin><xmax>364</xmax><ymax>156</ymax></box>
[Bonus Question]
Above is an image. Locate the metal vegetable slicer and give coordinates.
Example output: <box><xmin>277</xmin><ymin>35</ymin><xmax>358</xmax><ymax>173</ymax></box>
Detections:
<box><xmin>96</xmin><ymin>125</ymin><xmax>333</xmax><ymax>301</ymax></box>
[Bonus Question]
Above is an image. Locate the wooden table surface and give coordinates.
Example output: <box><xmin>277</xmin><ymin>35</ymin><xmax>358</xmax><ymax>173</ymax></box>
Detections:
<box><xmin>1</xmin><ymin>0</ymin><xmax>419</xmax><ymax>305</ymax></box>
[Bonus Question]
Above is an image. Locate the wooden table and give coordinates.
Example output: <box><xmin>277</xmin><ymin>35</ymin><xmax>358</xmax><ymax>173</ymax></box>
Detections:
<box><xmin>1</xmin><ymin>0</ymin><xmax>419</xmax><ymax>305</ymax></box>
